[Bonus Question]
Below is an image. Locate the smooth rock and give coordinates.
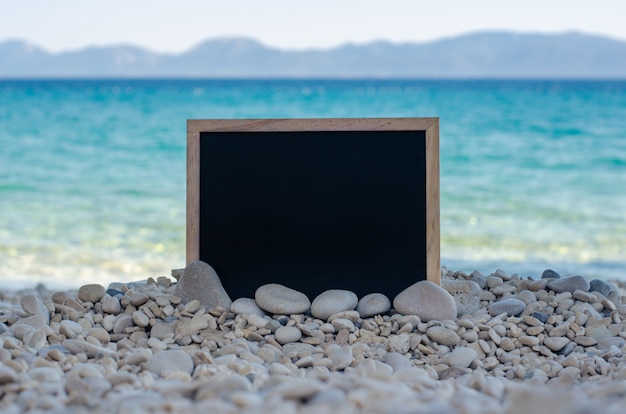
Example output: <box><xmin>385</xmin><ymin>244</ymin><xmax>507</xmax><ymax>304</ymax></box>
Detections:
<box><xmin>20</xmin><ymin>295</ymin><xmax>50</xmax><ymax>324</ymax></box>
<box><xmin>311</xmin><ymin>289</ymin><xmax>358</xmax><ymax>320</ymax></box>
<box><xmin>327</xmin><ymin>344</ymin><xmax>353</xmax><ymax>371</ymax></box>
<box><xmin>426</xmin><ymin>326</ymin><xmax>461</xmax><ymax>347</ymax></box>
<box><xmin>488</xmin><ymin>298</ymin><xmax>526</xmax><ymax>316</ymax></box>
<box><xmin>445</xmin><ymin>346</ymin><xmax>477</xmax><ymax>368</ymax></box>
<box><xmin>101</xmin><ymin>295</ymin><xmax>122</xmax><ymax>314</ymax></box>
<box><xmin>547</xmin><ymin>275</ymin><xmax>590</xmax><ymax>294</ymax></box>
<box><xmin>541</xmin><ymin>269</ymin><xmax>561</xmax><ymax>279</ymax></box>
<box><xmin>587</xmin><ymin>325</ymin><xmax>612</xmax><ymax>341</ymax></box>
<box><xmin>356</xmin><ymin>293</ymin><xmax>391</xmax><ymax>318</ymax></box>
<box><xmin>145</xmin><ymin>350</ymin><xmax>194</xmax><ymax>376</ymax></box>
<box><xmin>231</xmin><ymin>298</ymin><xmax>266</xmax><ymax>317</ymax></box>
<box><xmin>150</xmin><ymin>322</ymin><xmax>175</xmax><ymax>340</ymax></box>
<box><xmin>78</xmin><ymin>284</ymin><xmax>106</xmax><ymax>303</ymax></box>
<box><xmin>275</xmin><ymin>326</ymin><xmax>303</xmax><ymax>344</ymax></box>
<box><xmin>543</xmin><ymin>337</ymin><xmax>570</xmax><ymax>352</ymax></box>
<box><xmin>441</xmin><ymin>279</ymin><xmax>482</xmax><ymax>317</ymax></box>
<box><xmin>174</xmin><ymin>261</ymin><xmax>232</xmax><ymax>311</ymax></box>
<box><xmin>393</xmin><ymin>281</ymin><xmax>457</xmax><ymax>321</ymax></box>
<box><xmin>384</xmin><ymin>352</ymin><xmax>413</xmax><ymax>372</ymax></box>
<box><xmin>62</xmin><ymin>339</ymin><xmax>114</xmax><ymax>358</ymax></box>
<box><xmin>589</xmin><ymin>279</ymin><xmax>612</xmax><ymax>297</ymax></box>
<box><xmin>597</xmin><ymin>336</ymin><xmax>626</xmax><ymax>350</ymax></box>
<box><xmin>255</xmin><ymin>283</ymin><xmax>311</xmax><ymax>315</ymax></box>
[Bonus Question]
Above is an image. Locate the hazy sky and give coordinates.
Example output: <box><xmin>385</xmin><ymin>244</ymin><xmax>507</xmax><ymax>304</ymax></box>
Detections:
<box><xmin>2</xmin><ymin>0</ymin><xmax>625</xmax><ymax>53</ymax></box>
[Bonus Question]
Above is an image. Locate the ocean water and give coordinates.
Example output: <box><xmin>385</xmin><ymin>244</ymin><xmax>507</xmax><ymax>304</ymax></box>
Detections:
<box><xmin>1</xmin><ymin>79</ymin><xmax>625</xmax><ymax>290</ymax></box>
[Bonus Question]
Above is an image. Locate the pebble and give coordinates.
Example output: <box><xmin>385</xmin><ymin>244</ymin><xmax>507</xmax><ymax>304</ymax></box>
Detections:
<box><xmin>230</xmin><ymin>298</ymin><xmax>266</xmax><ymax>316</ymax></box>
<box><xmin>393</xmin><ymin>280</ymin><xmax>457</xmax><ymax>321</ymax></box>
<box><xmin>174</xmin><ymin>260</ymin><xmax>232</xmax><ymax>310</ymax></box>
<box><xmin>356</xmin><ymin>293</ymin><xmax>391</xmax><ymax>318</ymax></box>
<box><xmin>1</xmin><ymin>267</ymin><xmax>626</xmax><ymax>413</ymax></box>
<box><xmin>311</xmin><ymin>289</ymin><xmax>358</xmax><ymax>320</ymax></box>
<box><xmin>275</xmin><ymin>326</ymin><xmax>303</xmax><ymax>344</ymax></box>
<box><xmin>77</xmin><ymin>284</ymin><xmax>106</xmax><ymax>303</ymax></box>
<box><xmin>543</xmin><ymin>337</ymin><xmax>570</xmax><ymax>352</ymax></box>
<box><xmin>547</xmin><ymin>275</ymin><xmax>590</xmax><ymax>293</ymax></box>
<box><xmin>426</xmin><ymin>326</ymin><xmax>461</xmax><ymax>347</ymax></box>
<box><xmin>326</xmin><ymin>344</ymin><xmax>353</xmax><ymax>370</ymax></box>
<box><xmin>441</xmin><ymin>279</ymin><xmax>482</xmax><ymax>317</ymax></box>
<box><xmin>541</xmin><ymin>269</ymin><xmax>561</xmax><ymax>279</ymax></box>
<box><xmin>145</xmin><ymin>350</ymin><xmax>194</xmax><ymax>376</ymax></box>
<box><xmin>101</xmin><ymin>295</ymin><xmax>121</xmax><ymax>314</ymax></box>
<box><xmin>589</xmin><ymin>279</ymin><xmax>612</xmax><ymax>297</ymax></box>
<box><xmin>255</xmin><ymin>283</ymin><xmax>311</xmax><ymax>314</ymax></box>
<box><xmin>445</xmin><ymin>346</ymin><xmax>477</xmax><ymax>368</ymax></box>
<box><xmin>488</xmin><ymin>298</ymin><xmax>526</xmax><ymax>316</ymax></box>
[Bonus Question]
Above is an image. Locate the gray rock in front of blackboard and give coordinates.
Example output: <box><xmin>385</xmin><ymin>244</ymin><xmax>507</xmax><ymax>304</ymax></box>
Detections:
<box><xmin>441</xmin><ymin>279</ymin><xmax>482</xmax><ymax>317</ymax></box>
<box><xmin>311</xmin><ymin>289</ymin><xmax>358</xmax><ymax>320</ymax></box>
<box><xmin>231</xmin><ymin>298</ymin><xmax>266</xmax><ymax>317</ymax></box>
<box><xmin>174</xmin><ymin>261</ymin><xmax>232</xmax><ymax>311</ymax></box>
<box><xmin>393</xmin><ymin>281</ymin><xmax>457</xmax><ymax>321</ymax></box>
<box><xmin>356</xmin><ymin>293</ymin><xmax>391</xmax><ymax>318</ymax></box>
<box><xmin>255</xmin><ymin>284</ymin><xmax>311</xmax><ymax>315</ymax></box>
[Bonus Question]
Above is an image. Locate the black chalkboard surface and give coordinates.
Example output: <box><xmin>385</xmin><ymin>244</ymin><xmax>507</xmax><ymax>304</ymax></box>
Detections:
<box><xmin>187</xmin><ymin>119</ymin><xmax>439</xmax><ymax>300</ymax></box>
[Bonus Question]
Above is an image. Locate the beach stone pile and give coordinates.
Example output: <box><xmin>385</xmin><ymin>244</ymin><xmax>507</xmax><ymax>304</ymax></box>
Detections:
<box><xmin>1</xmin><ymin>263</ymin><xmax>626</xmax><ymax>413</ymax></box>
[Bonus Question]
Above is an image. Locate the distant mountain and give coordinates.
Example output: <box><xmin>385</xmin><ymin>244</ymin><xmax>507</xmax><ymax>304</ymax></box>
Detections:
<box><xmin>2</xmin><ymin>31</ymin><xmax>626</xmax><ymax>78</ymax></box>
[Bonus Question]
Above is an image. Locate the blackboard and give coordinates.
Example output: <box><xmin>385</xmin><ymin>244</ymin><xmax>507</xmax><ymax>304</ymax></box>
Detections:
<box><xmin>187</xmin><ymin>118</ymin><xmax>440</xmax><ymax>300</ymax></box>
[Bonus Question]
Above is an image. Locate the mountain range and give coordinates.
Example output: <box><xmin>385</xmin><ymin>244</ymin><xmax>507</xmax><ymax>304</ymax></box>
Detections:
<box><xmin>2</xmin><ymin>31</ymin><xmax>626</xmax><ymax>78</ymax></box>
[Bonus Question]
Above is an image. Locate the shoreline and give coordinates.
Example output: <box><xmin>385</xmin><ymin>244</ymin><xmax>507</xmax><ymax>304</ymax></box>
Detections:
<box><xmin>2</xmin><ymin>267</ymin><xmax>626</xmax><ymax>412</ymax></box>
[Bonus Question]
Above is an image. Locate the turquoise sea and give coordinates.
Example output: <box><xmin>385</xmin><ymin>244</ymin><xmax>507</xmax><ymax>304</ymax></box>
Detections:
<box><xmin>1</xmin><ymin>79</ymin><xmax>625</xmax><ymax>290</ymax></box>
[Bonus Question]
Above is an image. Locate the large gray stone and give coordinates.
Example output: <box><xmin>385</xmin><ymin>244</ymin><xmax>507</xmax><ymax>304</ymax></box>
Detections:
<box><xmin>393</xmin><ymin>281</ymin><xmax>457</xmax><ymax>321</ymax></box>
<box><xmin>356</xmin><ymin>293</ymin><xmax>391</xmax><ymax>318</ymax></box>
<box><xmin>311</xmin><ymin>289</ymin><xmax>358</xmax><ymax>320</ymax></box>
<box><xmin>255</xmin><ymin>283</ymin><xmax>310</xmax><ymax>315</ymax></box>
<box><xmin>441</xmin><ymin>279</ymin><xmax>482</xmax><ymax>317</ymax></box>
<box><xmin>174</xmin><ymin>261</ymin><xmax>232</xmax><ymax>311</ymax></box>
<box><xmin>547</xmin><ymin>275</ymin><xmax>590</xmax><ymax>294</ymax></box>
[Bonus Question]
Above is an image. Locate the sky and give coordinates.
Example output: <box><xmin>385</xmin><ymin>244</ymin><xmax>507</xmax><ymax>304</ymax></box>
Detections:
<box><xmin>1</xmin><ymin>0</ymin><xmax>625</xmax><ymax>53</ymax></box>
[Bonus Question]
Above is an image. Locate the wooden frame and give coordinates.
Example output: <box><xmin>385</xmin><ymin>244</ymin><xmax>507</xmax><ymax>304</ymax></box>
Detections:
<box><xmin>187</xmin><ymin>118</ymin><xmax>440</xmax><ymax>298</ymax></box>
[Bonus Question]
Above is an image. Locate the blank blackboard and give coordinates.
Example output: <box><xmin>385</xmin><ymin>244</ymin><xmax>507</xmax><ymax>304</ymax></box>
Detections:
<box><xmin>187</xmin><ymin>118</ymin><xmax>439</xmax><ymax>300</ymax></box>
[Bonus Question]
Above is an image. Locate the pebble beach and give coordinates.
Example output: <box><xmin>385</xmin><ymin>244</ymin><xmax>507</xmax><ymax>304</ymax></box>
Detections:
<box><xmin>2</xmin><ymin>263</ymin><xmax>626</xmax><ymax>413</ymax></box>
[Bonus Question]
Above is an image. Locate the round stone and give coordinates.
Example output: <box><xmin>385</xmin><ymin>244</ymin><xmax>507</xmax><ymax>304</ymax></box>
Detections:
<box><xmin>255</xmin><ymin>284</ymin><xmax>311</xmax><ymax>315</ymax></box>
<box><xmin>356</xmin><ymin>293</ymin><xmax>391</xmax><ymax>318</ymax></box>
<box><xmin>445</xmin><ymin>346</ymin><xmax>477</xmax><ymax>368</ymax></box>
<box><xmin>78</xmin><ymin>284</ymin><xmax>106</xmax><ymax>303</ymax></box>
<box><xmin>311</xmin><ymin>289</ymin><xmax>358</xmax><ymax>320</ymax></box>
<box><xmin>101</xmin><ymin>295</ymin><xmax>121</xmax><ymax>314</ymax></box>
<box><xmin>275</xmin><ymin>326</ymin><xmax>302</xmax><ymax>344</ymax></box>
<box><xmin>488</xmin><ymin>298</ymin><xmax>526</xmax><ymax>317</ymax></box>
<box><xmin>543</xmin><ymin>337</ymin><xmax>570</xmax><ymax>352</ymax></box>
<box><xmin>393</xmin><ymin>281</ymin><xmax>457</xmax><ymax>321</ymax></box>
<box><xmin>231</xmin><ymin>298</ymin><xmax>266</xmax><ymax>317</ymax></box>
<box><xmin>145</xmin><ymin>350</ymin><xmax>194</xmax><ymax>376</ymax></box>
<box><xmin>547</xmin><ymin>275</ymin><xmax>590</xmax><ymax>294</ymax></box>
<box><xmin>426</xmin><ymin>326</ymin><xmax>461</xmax><ymax>347</ymax></box>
